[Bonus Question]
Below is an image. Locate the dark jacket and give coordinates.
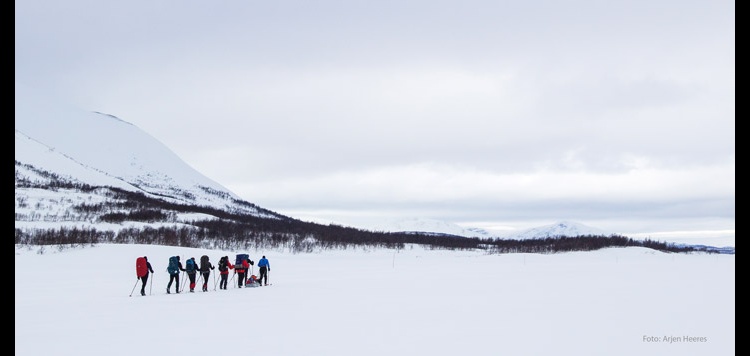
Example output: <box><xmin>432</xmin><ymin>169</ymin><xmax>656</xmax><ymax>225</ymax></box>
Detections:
<box><xmin>199</xmin><ymin>260</ymin><xmax>215</xmax><ymax>272</ymax></box>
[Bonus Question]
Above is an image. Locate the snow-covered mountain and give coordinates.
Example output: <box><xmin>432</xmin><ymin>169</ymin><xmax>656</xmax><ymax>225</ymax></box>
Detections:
<box><xmin>15</xmin><ymin>99</ymin><xmax>283</xmax><ymax>232</ymax></box>
<box><xmin>362</xmin><ymin>218</ymin><xmax>611</xmax><ymax>240</ymax></box>
<box><xmin>367</xmin><ymin>218</ymin><xmax>496</xmax><ymax>238</ymax></box>
<box><xmin>504</xmin><ymin>221</ymin><xmax>608</xmax><ymax>239</ymax></box>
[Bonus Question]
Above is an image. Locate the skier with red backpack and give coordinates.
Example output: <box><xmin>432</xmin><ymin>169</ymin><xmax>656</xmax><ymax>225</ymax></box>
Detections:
<box><xmin>135</xmin><ymin>256</ymin><xmax>154</xmax><ymax>296</ymax></box>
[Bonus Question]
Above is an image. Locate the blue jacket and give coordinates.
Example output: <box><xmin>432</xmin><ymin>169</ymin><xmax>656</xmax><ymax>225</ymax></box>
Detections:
<box><xmin>258</xmin><ymin>257</ymin><xmax>270</xmax><ymax>268</ymax></box>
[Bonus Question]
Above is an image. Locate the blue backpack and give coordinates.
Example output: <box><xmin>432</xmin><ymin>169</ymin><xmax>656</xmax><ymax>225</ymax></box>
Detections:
<box><xmin>235</xmin><ymin>254</ymin><xmax>249</xmax><ymax>271</ymax></box>
<box><xmin>167</xmin><ymin>256</ymin><xmax>179</xmax><ymax>274</ymax></box>
<box><xmin>186</xmin><ymin>258</ymin><xmax>196</xmax><ymax>273</ymax></box>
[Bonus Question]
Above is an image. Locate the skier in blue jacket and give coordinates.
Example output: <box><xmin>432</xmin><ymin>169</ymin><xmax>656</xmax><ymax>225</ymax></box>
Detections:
<box><xmin>257</xmin><ymin>256</ymin><xmax>270</xmax><ymax>286</ymax></box>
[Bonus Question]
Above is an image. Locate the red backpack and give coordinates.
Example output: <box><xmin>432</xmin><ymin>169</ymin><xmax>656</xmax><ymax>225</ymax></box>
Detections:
<box><xmin>136</xmin><ymin>257</ymin><xmax>148</xmax><ymax>278</ymax></box>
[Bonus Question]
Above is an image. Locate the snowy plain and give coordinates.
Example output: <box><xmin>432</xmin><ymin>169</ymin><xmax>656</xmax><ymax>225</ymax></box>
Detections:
<box><xmin>15</xmin><ymin>243</ymin><xmax>734</xmax><ymax>356</ymax></box>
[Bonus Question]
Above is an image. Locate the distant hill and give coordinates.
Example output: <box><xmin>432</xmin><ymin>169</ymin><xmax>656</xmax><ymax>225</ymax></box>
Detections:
<box><xmin>367</xmin><ymin>218</ymin><xmax>609</xmax><ymax>240</ymax></box>
<box><xmin>366</xmin><ymin>218</ymin><xmax>495</xmax><ymax>238</ymax></box>
<box><xmin>504</xmin><ymin>221</ymin><xmax>606</xmax><ymax>239</ymax></box>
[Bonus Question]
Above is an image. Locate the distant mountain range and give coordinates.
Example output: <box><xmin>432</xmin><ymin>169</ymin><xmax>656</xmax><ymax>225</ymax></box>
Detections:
<box><xmin>367</xmin><ymin>218</ymin><xmax>611</xmax><ymax>240</ymax></box>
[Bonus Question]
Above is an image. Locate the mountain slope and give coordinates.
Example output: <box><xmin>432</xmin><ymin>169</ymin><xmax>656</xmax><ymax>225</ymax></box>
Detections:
<box><xmin>15</xmin><ymin>99</ymin><xmax>283</xmax><ymax>232</ymax></box>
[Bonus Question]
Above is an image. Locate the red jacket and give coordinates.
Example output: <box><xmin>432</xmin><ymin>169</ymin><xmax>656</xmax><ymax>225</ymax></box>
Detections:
<box><xmin>220</xmin><ymin>261</ymin><xmax>234</xmax><ymax>275</ymax></box>
<box><xmin>235</xmin><ymin>260</ymin><xmax>250</xmax><ymax>273</ymax></box>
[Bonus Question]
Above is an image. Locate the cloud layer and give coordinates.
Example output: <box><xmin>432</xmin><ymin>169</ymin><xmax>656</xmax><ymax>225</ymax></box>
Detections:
<box><xmin>15</xmin><ymin>0</ymin><xmax>735</xmax><ymax>239</ymax></box>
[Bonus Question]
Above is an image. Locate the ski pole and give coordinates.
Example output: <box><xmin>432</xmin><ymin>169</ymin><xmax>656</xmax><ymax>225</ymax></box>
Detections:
<box><xmin>179</xmin><ymin>273</ymin><xmax>186</xmax><ymax>292</ymax></box>
<box><xmin>149</xmin><ymin>274</ymin><xmax>153</xmax><ymax>295</ymax></box>
<box><xmin>129</xmin><ymin>278</ymin><xmax>139</xmax><ymax>297</ymax></box>
<box><xmin>212</xmin><ymin>271</ymin><xmax>217</xmax><ymax>290</ymax></box>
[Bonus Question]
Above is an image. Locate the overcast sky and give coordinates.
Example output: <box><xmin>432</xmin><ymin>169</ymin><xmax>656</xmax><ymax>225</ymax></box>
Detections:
<box><xmin>15</xmin><ymin>0</ymin><xmax>734</xmax><ymax>239</ymax></box>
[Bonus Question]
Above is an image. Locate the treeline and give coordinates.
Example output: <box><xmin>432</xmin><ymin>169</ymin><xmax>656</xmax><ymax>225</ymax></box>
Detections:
<box><xmin>14</xmin><ymin>222</ymin><xmax>712</xmax><ymax>255</ymax></box>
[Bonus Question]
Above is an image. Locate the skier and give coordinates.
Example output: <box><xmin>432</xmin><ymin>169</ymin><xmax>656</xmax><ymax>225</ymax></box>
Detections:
<box><xmin>235</xmin><ymin>257</ymin><xmax>250</xmax><ymax>288</ymax></box>
<box><xmin>138</xmin><ymin>256</ymin><xmax>155</xmax><ymax>296</ymax></box>
<box><xmin>186</xmin><ymin>257</ymin><xmax>199</xmax><ymax>292</ymax></box>
<box><xmin>166</xmin><ymin>256</ymin><xmax>186</xmax><ymax>294</ymax></box>
<box><xmin>257</xmin><ymin>255</ymin><xmax>270</xmax><ymax>286</ymax></box>
<box><xmin>198</xmin><ymin>255</ymin><xmax>215</xmax><ymax>292</ymax></box>
<box><xmin>217</xmin><ymin>256</ymin><xmax>234</xmax><ymax>290</ymax></box>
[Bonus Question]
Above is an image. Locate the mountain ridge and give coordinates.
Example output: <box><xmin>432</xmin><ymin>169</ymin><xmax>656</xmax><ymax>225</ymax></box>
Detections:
<box><xmin>15</xmin><ymin>107</ymin><xmax>276</xmax><ymax>220</ymax></box>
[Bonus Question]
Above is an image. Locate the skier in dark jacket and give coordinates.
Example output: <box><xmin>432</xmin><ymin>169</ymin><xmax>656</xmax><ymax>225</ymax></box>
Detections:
<box><xmin>198</xmin><ymin>257</ymin><xmax>215</xmax><ymax>292</ymax></box>
<box><xmin>167</xmin><ymin>256</ymin><xmax>186</xmax><ymax>294</ymax></box>
<box><xmin>257</xmin><ymin>256</ymin><xmax>270</xmax><ymax>286</ymax></box>
<box><xmin>217</xmin><ymin>256</ymin><xmax>234</xmax><ymax>290</ymax></box>
<box><xmin>186</xmin><ymin>257</ymin><xmax>199</xmax><ymax>292</ymax></box>
<box><xmin>139</xmin><ymin>256</ymin><xmax>155</xmax><ymax>296</ymax></box>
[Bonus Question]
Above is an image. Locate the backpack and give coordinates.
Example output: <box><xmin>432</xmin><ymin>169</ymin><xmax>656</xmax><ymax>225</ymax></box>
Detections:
<box><xmin>200</xmin><ymin>255</ymin><xmax>210</xmax><ymax>271</ymax></box>
<box><xmin>218</xmin><ymin>256</ymin><xmax>228</xmax><ymax>272</ymax></box>
<box><xmin>136</xmin><ymin>257</ymin><xmax>148</xmax><ymax>278</ymax></box>
<box><xmin>186</xmin><ymin>258</ymin><xmax>196</xmax><ymax>273</ymax></box>
<box><xmin>246</xmin><ymin>275</ymin><xmax>259</xmax><ymax>287</ymax></box>
<box><xmin>235</xmin><ymin>253</ymin><xmax>249</xmax><ymax>271</ymax></box>
<box><xmin>167</xmin><ymin>256</ymin><xmax>179</xmax><ymax>275</ymax></box>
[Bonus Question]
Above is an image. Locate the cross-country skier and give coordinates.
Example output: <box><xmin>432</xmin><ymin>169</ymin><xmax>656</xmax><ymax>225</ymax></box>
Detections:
<box><xmin>257</xmin><ymin>255</ymin><xmax>271</xmax><ymax>286</ymax></box>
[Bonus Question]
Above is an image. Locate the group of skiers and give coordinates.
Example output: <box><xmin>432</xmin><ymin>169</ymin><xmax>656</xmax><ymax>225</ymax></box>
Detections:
<box><xmin>135</xmin><ymin>254</ymin><xmax>270</xmax><ymax>296</ymax></box>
